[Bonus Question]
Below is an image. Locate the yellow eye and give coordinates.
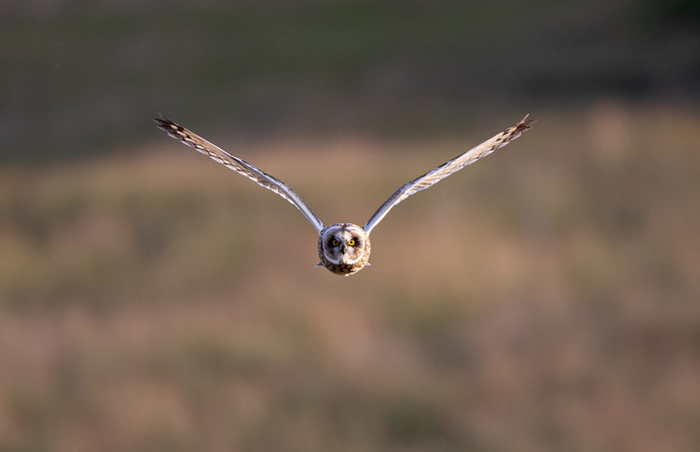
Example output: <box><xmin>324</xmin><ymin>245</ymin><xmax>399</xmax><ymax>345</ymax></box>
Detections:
<box><xmin>348</xmin><ymin>239</ymin><xmax>356</xmax><ymax>246</ymax></box>
<box><xmin>331</xmin><ymin>239</ymin><xmax>340</xmax><ymax>246</ymax></box>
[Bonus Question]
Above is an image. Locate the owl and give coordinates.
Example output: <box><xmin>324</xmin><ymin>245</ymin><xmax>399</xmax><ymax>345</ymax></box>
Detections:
<box><xmin>155</xmin><ymin>115</ymin><xmax>534</xmax><ymax>276</ymax></box>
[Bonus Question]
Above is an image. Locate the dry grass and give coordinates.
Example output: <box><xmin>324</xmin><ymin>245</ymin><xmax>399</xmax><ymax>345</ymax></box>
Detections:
<box><xmin>1</xmin><ymin>102</ymin><xmax>699</xmax><ymax>451</ymax></box>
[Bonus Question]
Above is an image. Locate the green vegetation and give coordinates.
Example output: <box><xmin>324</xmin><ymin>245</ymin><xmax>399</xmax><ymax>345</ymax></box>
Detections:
<box><xmin>3</xmin><ymin>0</ymin><xmax>698</xmax><ymax>161</ymax></box>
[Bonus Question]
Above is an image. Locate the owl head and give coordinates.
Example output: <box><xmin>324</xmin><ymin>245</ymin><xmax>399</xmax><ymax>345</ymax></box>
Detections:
<box><xmin>317</xmin><ymin>223</ymin><xmax>371</xmax><ymax>275</ymax></box>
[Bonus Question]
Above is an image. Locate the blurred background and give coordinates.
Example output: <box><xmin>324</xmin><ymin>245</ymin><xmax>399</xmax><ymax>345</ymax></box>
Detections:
<box><xmin>2</xmin><ymin>0</ymin><xmax>700</xmax><ymax>451</ymax></box>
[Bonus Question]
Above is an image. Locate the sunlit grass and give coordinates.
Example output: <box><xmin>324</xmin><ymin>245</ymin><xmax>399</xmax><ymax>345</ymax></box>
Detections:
<box><xmin>0</xmin><ymin>103</ymin><xmax>699</xmax><ymax>451</ymax></box>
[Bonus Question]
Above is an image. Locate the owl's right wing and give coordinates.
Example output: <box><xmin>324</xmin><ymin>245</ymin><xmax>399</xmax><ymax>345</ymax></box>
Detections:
<box><xmin>363</xmin><ymin>115</ymin><xmax>534</xmax><ymax>233</ymax></box>
<box><xmin>155</xmin><ymin>117</ymin><xmax>325</xmax><ymax>234</ymax></box>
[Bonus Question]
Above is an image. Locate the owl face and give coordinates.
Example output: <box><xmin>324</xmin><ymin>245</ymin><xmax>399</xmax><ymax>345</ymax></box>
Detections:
<box><xmin>318</xmin><ymin>223</ymin><xmax>371</xmax><ymax>276</ymax></box>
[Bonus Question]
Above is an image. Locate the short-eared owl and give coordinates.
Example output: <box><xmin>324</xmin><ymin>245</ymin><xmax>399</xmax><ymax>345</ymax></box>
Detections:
<box><xmin>155</xmin><ymin>115</ymin><xmax>534</xmax><ymax>276</ymax></box>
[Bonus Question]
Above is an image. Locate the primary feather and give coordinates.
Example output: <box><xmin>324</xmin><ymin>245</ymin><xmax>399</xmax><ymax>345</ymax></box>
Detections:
<box><xmin>154</xmin><ymin>117</ymin><xmax>325</xmax><ymax>233</ymax></box>
<box><xmin>363</xmin><ymin>115</ymin><xmax>535</xmax><ymax>233</ymax></box>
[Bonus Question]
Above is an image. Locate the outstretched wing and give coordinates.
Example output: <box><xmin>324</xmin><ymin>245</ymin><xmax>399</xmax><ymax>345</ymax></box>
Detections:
<box><xmin>154</xmin><ymin>117</ymin><xmax>325</xmax><ymax>233</ymax></box>
<box><xmin>363</xmin><ymin>115</ymin><xmax>535</xmax><ymax>233</ymax></box>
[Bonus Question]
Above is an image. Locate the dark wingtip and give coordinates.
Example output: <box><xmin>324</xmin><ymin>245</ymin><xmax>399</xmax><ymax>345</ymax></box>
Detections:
<box><xmin>153</xmin><ymin>115</ymin><xmax>176</xmax><ymax>132</ymax></box>
<box><xmin>517</xmin><ymin>114</ymin><xmax>537</xmax><ymax>131</ymax></box>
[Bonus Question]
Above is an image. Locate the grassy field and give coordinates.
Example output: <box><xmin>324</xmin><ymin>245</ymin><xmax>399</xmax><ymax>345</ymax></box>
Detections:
<box><xmin>1</xmin><ymin>102</ymin><xmax>699</xmax><ymax>451</ymax></box>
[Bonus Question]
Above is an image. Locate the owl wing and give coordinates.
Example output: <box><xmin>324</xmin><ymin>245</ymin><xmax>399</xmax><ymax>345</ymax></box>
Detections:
<box><xmin>155</xmin><ymin>117</ymin><xmax>325</xmax><ymax>233</ymax></box>
<box><xmin>363</xmin><ymin>115</ymin><xmax>534</xmax><ymax>233</ymax></box>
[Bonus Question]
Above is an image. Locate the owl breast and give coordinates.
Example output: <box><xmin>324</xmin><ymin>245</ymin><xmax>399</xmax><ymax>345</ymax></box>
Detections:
<box><xmin>317</xmin><ymin>223</ymin><xmax>371</xmax><ymax>276</ymax></box>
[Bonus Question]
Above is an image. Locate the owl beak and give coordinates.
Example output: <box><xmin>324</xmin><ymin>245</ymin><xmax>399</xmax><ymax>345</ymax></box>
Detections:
<box><xmin>339</xmin><ymin>244</ymin><xmax>347</xmax><ymax>254</ymax></box>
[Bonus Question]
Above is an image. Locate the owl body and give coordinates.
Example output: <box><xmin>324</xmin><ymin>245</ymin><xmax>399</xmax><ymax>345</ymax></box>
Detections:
<box><xmin>317</xmin><ymin>223</ymin><xmax>371</xmax><ymax>276</ymax></box>
<box><xmin>155</xmin><ymin>115</ymin><xmax>534</xmax><ymax>276</ymax></box>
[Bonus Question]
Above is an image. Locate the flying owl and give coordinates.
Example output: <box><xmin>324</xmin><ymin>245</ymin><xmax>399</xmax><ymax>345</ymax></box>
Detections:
<box><xmin>155</xmin><ymin>115</ymin><xmax>534</xmax><ymax>276</ymax></box>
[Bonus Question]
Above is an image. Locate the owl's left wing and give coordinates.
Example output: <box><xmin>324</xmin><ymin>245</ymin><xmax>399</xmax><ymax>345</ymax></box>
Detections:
<box><xmin>155</xmin><ymin>117</ymin><xmax>325</xmax><ymax>233</ymax></box>
<box><xmin>363</xmin><ymin>115</ymin><xmax>534</xmax><ymax>233</ymax></box>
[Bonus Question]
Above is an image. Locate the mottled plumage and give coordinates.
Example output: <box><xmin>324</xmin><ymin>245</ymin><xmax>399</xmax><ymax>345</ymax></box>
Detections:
<box><xmin>155</xmin><ymin>115</ymin><xmax>534</xmax><ymax>276</ymax></box>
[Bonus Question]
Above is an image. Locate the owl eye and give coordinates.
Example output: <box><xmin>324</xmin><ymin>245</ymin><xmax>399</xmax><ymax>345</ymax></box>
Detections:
<box><xmin>331</xmin><ymin>239</ymin><xmax>340</xmax><ymax>246</ymax></box>
<box><xmin>348</xmin><ymin>239</ymin><xmax>356</xmax><ymax>246</ymax></box>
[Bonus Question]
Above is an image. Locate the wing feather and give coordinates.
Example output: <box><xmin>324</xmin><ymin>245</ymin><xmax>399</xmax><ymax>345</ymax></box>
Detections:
<box><xmin>154</xmin><ymin>117</ymin><xmax>325</xmax><ymax>233</ymax></box>
<box><xmin>363</xmin><ymin>115</ymin><xmax>535</xmax><ymax>233</ymax></box>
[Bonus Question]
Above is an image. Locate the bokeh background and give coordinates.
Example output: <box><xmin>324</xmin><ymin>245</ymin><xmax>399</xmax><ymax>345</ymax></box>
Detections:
<box><xmin>2</xmin><ymin>0</ymin><xmax>700</xmax><ymax>451</ymax></box>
